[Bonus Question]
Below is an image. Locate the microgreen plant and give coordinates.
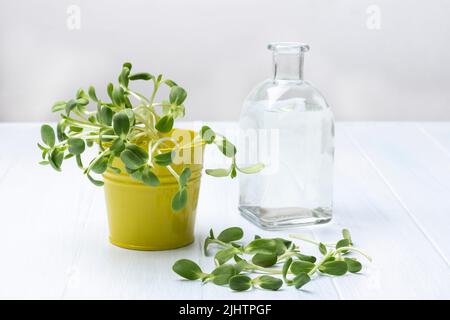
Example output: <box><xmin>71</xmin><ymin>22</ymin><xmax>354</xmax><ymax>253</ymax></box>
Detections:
<box><xmin>173</xmin><ymin>227</ymin><xmax>371</xmax><ymax>292</ymax></box>
<box><xmin>38</xmin><ymin>62</ymin><xmax>263</xmax><ymax>211</ymax></box>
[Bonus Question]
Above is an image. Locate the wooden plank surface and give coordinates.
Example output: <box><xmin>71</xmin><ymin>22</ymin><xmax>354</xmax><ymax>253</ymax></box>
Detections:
<box><xmin>0</xmin><ymin>122</ymin><xmax>449</xmax><ymax>299</ymax></box>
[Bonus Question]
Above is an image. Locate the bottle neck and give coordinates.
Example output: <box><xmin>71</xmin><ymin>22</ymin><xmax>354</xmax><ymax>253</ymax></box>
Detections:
<box><xmin>272</xmin><ymin>52</ymin><xmax>304</xmax><ymax>81</ymax></box>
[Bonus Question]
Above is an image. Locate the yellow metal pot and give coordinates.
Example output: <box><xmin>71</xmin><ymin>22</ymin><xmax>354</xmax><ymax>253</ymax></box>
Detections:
<box><xmin>103</xmin><ymin>129</ymin><xmax>204</xmax><ymax>251</ymax></box>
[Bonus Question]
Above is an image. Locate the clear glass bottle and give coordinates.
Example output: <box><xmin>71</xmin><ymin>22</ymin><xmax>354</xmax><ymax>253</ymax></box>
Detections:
<box><xmin>238</xmin><ymin>42</ymin><xmax>334</xmax><ymax>229</ymax></box>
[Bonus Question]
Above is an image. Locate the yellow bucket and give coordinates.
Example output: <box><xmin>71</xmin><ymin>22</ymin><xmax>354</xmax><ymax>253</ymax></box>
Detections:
<box><xmin>103</xmin><ymin>129</ymin><xmax>204</xmax><ymax>250</ymax></box>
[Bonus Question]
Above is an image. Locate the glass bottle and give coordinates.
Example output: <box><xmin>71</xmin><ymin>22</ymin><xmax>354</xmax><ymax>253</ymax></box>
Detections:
<box><xmin>238</xmin><ymin>42</ymin><xmax>334</xmax><ymax>229</ymax></box>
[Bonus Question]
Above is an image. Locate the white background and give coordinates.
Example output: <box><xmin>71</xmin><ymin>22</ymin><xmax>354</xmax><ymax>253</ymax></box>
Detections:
<box><xmin>1</xmin><ymin>0</ymin><xmax>450</xmax><ymax>122</ymax></box>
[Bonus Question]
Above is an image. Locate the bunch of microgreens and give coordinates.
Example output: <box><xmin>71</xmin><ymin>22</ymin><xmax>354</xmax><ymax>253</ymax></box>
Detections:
<box><xmin>172</xmin><ymin>227</ymin><xmax>372</xmax><ymax>291</ymax></box>
<box><xmin>37</xmin><ymin>62</ymin><xmax>263</xmax><ymax>211</ymax></box>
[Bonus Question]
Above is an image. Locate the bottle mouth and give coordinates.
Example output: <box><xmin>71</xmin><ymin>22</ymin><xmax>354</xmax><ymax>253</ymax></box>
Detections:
<box><xmin>268</xmin><ymin>42</ymin><xmax>310</xmax><ymax>53</ymax></box>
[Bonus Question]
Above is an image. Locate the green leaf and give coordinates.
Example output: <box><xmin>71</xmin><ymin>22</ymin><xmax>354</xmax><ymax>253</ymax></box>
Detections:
<box><xmin>229</xmin><ymin>275</ymin><xmax>252</xmax><ymax>292</ymax></box>
<box><xmin>122</xmin><ymin>62</ymin><xmax>132</xmax><ymax>70</ymax></box>
<box><xmin>211</xmin><ymin>264</ymin><xmax>236</xmax><ymax>285</ymax></box>
<box><xmin>76</xmin><ymin>154</ymin><xmax>84</xmax><ymax>169</ymax></box>
<box><xmin>319</xmin><ymin>242</ymin><xmax>327</xmax><ymax>255</ymax></box>
<box><xmin>154</xmin><ymin>151</ymin><xmax>173</xmax><ymax>167</ymax></box>
<box><xmin>110</xmin><ymin>138</ymin><xmax>125</xmax><ymax>154</ymax></box>
<box><xmin>65</xmin><ymin>100</ymin><xmax>77</xmax><ymax>115</ymax></box>
<box><xmin>290</xmin><ymin>260</ymin><xmax>315</xmax><ymax>275</ymax></box>
<box><xmin>162</xmin><ymin>79</ymin><xmax>176</xmax><ymax>87</ymax></box>
<box><xmin>52</xmin><ymin>101</ymin><xmax>66</xmax><ymax>112</ymax></box>
<box><xmin>169</xmin><ymin>86</ymin><xmax>187</xmax><ymax>106</ymax></box>
<box><xmin>172</xmin><ymin>259</ymin><xmax>203</xmax><ymax>280</ymax></box>
<box><xmin>155</xmin><ymin>115</ymin><xmax>174</xmax><ymax>133</ymax></box>
<box><xmin>56</xmin><ymin>121</ymin><xmax>68</xmax><ymax>142</ymax></box>
<box><xmin>252</xmin><ymin>253</ymin><xmax>277</xmax><ymax>267</ymax></box>
<box><xmin>87</xmin><ymin>173</ymin><xmax>104</xmax><ymax>186</ymax></box>
<box><xmin>237</xmin><ymin>163</ymin><xmax>264</xmax><ymax>174</ymax></box>
<box><xmin>142</xmin><ymin>167</ymin><xmax>160</xmax><ymax>187</ymax></box>
<box><xmin>119</xmin><ymin>66</ymin><xmax>130</xmax><ymax>87</ymax></box>
<box><xmin>344</xmin><ymin>258</ymin><xmax>362</xmax><ymax>273</ymax></box>
<box><xmin>199</xmin><ymin>126</ymin><xmax>215</xmax><ymax>144</ymax></box>
<box><xmin>179</xmin><ymin>167</ymin><xmax>191</xmax><ymax>187</ymax></box>
<box><xmin>216</xmin><ymin>138</ymin><xmax>236</xmax><ymax>158</ymax></box>
<box><xmin>107</xmin><ymin>83</ymin><xmax>114</xmax><ymax>101</ymax></box>
<box><xmin>75</xmin><ymin>98</ymin><xmax>89</xmax><ymax>106</ymax></box>
<box><xmin>256</xmin><ymin>275</ymin><xmax>283</xmax><ymax>291</ymax></box>
<box><xmin>112</xmin><ymin>111</ymin><xmax>130</xmax><ymax>139</ymax></box>
<box><xmin>39</xmin><ymin>160</ymin><xmax>49</xmax><ymax>165</ymax></box>
<box><xmin>88</xmin><ymin>86</ymin><xmax>98</xmax><ymax>102</ymax></box>
<box><xmin>113</xmin><ymin>86</ymin><xmax>126</xmax><ymax>107</ymax></box>
<box><xmin>296</xmin><ymin>253</ymin><xmax>317</xmax><ymax>263</ymax></box>
<box><xmin>282</xmin><ymin>258</ymin><xmax>293</xmax><ymax>285</ymax></box>
<box><xmin>129</xmin><ymin>72</ymin><xmax>153</xmax><ymax>81</ymax></box>
<box><xmin>217</xmin><ymin>227</ymin><xmax>244</xmax><ymax>243</ymax></box>
<box><xmin>214</xmin><ymin>247</ymin><xmax>241</xmax><ymax>265</ymax></box>
<box><xmin>245</xmin><ymin>238</ymin><xmax>278</xmax><ymax>255</ymax></box>
<box><xmin>120</xmin><ymin>144</ymin><xmax>148</xmax><ymax>170</ymax></box>
<box><xmin>172</xmin><ymin>187</ymin><xmax>188</xmax><ymax>211</ymax></box>
<box><xmin>41</xmin><ymin>124</ymin><xmax>55</xmax><ymax>147</ymax></box>
<box><xmin>342</xmin><ymin>229</ymin><xmax>353</xmax><ymax>245</ymax></box>
<box><xmin>293</xmin><ymin>272</ymin><xmax>311</xmax><ymax>289</ymax></box>
<box><xmin>68</xmin><ymin>138</ymin><xmax>85</xmax><ymax>155</ymax></box>
<box><xmin>91</xmin><ymin>156</ymin><xmax>109</xmax><ymax>174</ymax></box>
<box><xmin>98</xmin><ymin>106</ymin><xmax>113</xmax><ymax>126</ymax></box>
<box><xmin>205</xmin><ymin>168</ymin><xmax>230</xmax><ymax>177</ymax></box>
<box><xmin>336</xmin><ymin>239</ymin><xmax>350</xmax><ymax>250</ymax></box>
<box><xmin>320</xmin><ymin>261</ymin><xmax>348</xmax><ymax>276</ymax></box>
<box><xmin>48</xmin><ymin>149</ymin><xmax>64</xmax><ymax>171</ymax></box>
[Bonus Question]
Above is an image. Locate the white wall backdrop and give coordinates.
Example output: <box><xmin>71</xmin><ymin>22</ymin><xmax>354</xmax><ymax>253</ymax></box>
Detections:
<box><xmin>1</xmin><ymin>0</ymin><xmax>450</xmax><ymax>121</ymax></box>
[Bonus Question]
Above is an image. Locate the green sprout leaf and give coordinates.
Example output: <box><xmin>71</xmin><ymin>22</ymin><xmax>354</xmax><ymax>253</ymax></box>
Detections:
<box><xmin>237</xmin><ymin>163</ymin><xmax>264</xmax><ymax>174</ymax></box>
<box><xmin>48</xmin><ymin>149</ymin><xmax>64</xmax><ymax>171</ymax></box>
<box><xmin>179</xmin><ymin>167</ymin><xmax>191</xmax><ymax>187</ymax></box>
<box><xmin>154</xmin><ymin>151</ymin><xmax>173</xmax><ymax>167</ymax></box>
<box><xmin>110</xmin><ymin>138</ymin><xmax>125</xmax><ymax>154</ymax></box>
<box><xmin>216</xmin><ymin>138</ymin><xmax>236</xmax><ymax>158</ymax></box>
<box><xmin>344</xmin><ymin>258</ymin><xmax>362</xmax><ymax>273</ymax></box>
<box><xmin>113</xmin><ymin>111</ymin><xmax>130</xmax><ymax>139</ymax></box>
<box><xmin>155</xmin><ymin>115</ymin><xmax>174</xmax><ymax>133</ymax></box>
<box><xmin>199</xmin><ymin>126</ymin><xmax>216</xmax><ymax>144</ymax></box>
<box><xmin>245</xmin><ymin>238</ymin><xmax>278</xmax><ymax>255</ymax></box>
<box><xmin>40</xmin><ymin>124</ymin><xmax>55</xmax><ymax>147</ymax></box>
<box><xmin>214</xmin><ymin>247</ymin><xmax>241</xmax><ymax>265</ymax></box>
<box><xmin>293</xmin><ymin>272</ymin><xmax>311</xmax><ymax>289</ymax></box>
<box><xmin>169</xmin><ymin>86</ymin><xmax>187</xmax><ymax>106</ymax></box>
<box><xmin>171</xmin><ymin>187</ymin><xmax>188</xmax><ymax>211</ymax></box>
<box><xmin>282</xmin><ymin>258</ymin><xmax>293</xmax><ymax>285</ymax></box>
<box><xmin>120</xmin><ymin>145</ymin><xmax>148</xmax><ymax>170</ymax></box>
<box><xmin>336</xmin><ymin>239</ymin><xmax>350</xmax><ymax>250</ymax></box>
<box><xmin>88</xmin><ymin>86</ymin><xmax>98</xmax><ymax>102</ymax></box>
<box><xmin>290</xmin><ymin>260</ymin><xmax>315</xmax><ymax>275</ymax></box>
<box><xmin>229</xmin><ymin>275</ymin><xmax>252</xmax><ymax>292</ymax></box>
<box><xmin>68</xmin><ymin>138</ymin><xmax>85</xmax><ymax>155</ymax></box>
<box><xmin>99</xmin><ymin>106</ymin><xmax>113</xmax><ymax>126</ymax></box>
<box><xmin>252</xmin><ymin>253</ymin><xmax>277</xmax><ymax>267</ymax></box>
<box><xmin>172</xmin><ymin>259</ymin><xmax>204</xmax><ymax>280</ymax></box>
<box><xmin>217</xmin><ymin>227</ymin><xmax>244</xmax><ymax>243</ymax></box>
<box><xmin>142</xmin><ymin>167</ymin><xmax>160</xmax><ymax>187</ymax></box>
<box><xmin>87</xmin><ymin>173</ymin><xmax>104</xmax><ymax>186</ymax></box>
<box><xmin>342</xmin><ymin>229</ymin><xmax>353</xmax><ymax>245</ymax></box>
<box><xmin>91</xmin><ymin>156</ymin><xmax>109</xmax><ymax>174</ymax></box>
<box><xmin>129</xmin><ymin>72</ymin><xmax>153</xmax><ymax>81</ymax></box>
<box><xmin>205</xmin><ymin>168</ymin><xmax>230</xmax><ymax>177</ymax></box>
<box><xmin>211</xmin><ymin>264</ymin><xmax>237</xmax><ymax>285</ymax></box>
<box><xmin>320</xmin><ymin>261</ymin><xmax>348</xmax><ymax>276</ymax></box>
<box><xmin>319</xmin><ymin>242</ymin><xmax>327</xmax><ymax>255</ymax></box>
<box><xmin>256</xmin><ymin>275</ymin><xmax>283</xmax><ymax>291</ymax></box>
<box><xmin>52</xmin><ymin>101</ymin><xmax>66</xmax><ymax>112</ymax></box>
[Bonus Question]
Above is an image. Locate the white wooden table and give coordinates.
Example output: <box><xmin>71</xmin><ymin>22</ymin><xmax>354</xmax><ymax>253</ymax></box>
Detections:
<box><xmin>0</xmin><ymin>122</ymin><xmax>449</xmax><ymax>300</ymax></box>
